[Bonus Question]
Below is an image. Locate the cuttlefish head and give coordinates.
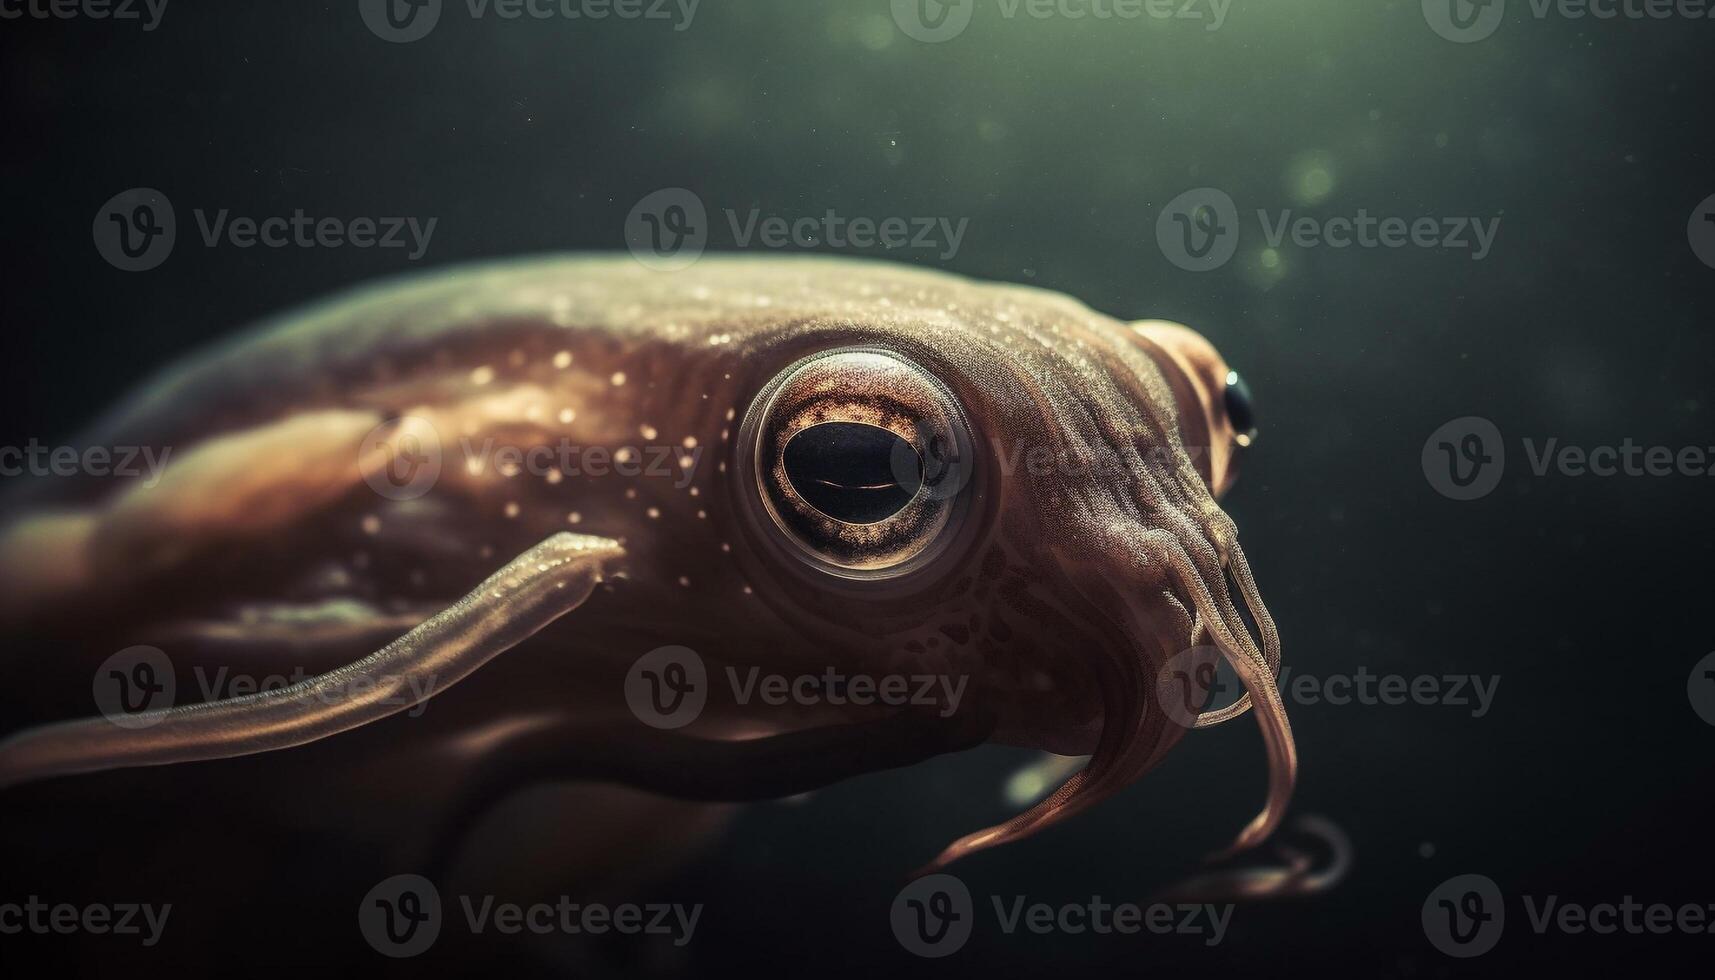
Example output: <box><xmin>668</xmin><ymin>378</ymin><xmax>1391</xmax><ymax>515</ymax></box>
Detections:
<box><xmin>715</xmin><ymin>276</ymin><xmax>1288</xmax><ymax>871</ymax></box>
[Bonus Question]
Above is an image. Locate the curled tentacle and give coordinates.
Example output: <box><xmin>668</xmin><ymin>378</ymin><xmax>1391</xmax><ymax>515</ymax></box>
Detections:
<box><xmin>1157</xmin><ymin>815</ymin><xmax>1351</xmax><ymax>903</ymax></box>
<box><xmin>1151</xmin><ymin>532</ymin><xmax>1296</xmax><ymax>856</ymax></box>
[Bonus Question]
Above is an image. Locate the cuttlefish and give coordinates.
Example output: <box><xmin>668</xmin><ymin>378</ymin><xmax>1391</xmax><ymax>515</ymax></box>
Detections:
<box><xmin>0</xmin><ymin>255</ymin><xmax>1290</xmax><ymax>878</ymax></box>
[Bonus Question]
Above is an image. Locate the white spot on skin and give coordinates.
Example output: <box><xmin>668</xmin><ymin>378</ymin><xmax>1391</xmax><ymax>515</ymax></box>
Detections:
<box><xmin>647</xmin><ymin>507</ymin><xmax>661</xmax><ymax>520</ymax></box>
<box><xmin>682</xmin><ymin>436</ymin><xmax>698</xmax><ymax>449</ymax></box>
<box><xmin>558</xmin><ymin>408</ymin><xmax>576</xmax><ymax>424</ymax></box>
<box><xmin>640</xmin><ymin>424</ymin><xmax>658</xmax><ymax>441</ymax></box>
<box><xmin>470</xmin><ymin>365</ymin><xmax>496</xmax><ymax>386</ymax></box>
<box><xmin>504</xmin><ymin>502</ymin><xmax>520</xmax><ymax>519</ymax></box>
<box><xmin>361</xmin><ymin>515</ymin><xmax>381</xmax><ymax>535</ymax></box>
<box><xmin>625</xmin><ymin>488</ymin><xmax>637</xmax><ymax>500</ymax></box>
<box><xmin>553</xmin><ymin>350</ymin><xmax>573</xmax><ymax>369</ymax></box>
<box><xmin>545</xmin><ymin>469</ymin><xmax>563</xmax><ymax>485</ymax></box>
<box><xmin>678</xmin><ymin>576</ymin><xmax>690</xmax><ymax>587</ymax></box>
<box><xmin>610</xmin><ymin>372</ymin><xmax>627</xmax><ymax>386</ymax></box>
<box><xmin>567</xmin><ymin>511</ymin><xmax>582</xmax><ymax>524</ymax></box>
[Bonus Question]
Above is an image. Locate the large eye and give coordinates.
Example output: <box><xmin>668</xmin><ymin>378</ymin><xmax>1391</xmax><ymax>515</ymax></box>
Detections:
<box><xmin>739</xmin><ymin>348</ymin><xmax>974</xmax><ymax>577</ymax></box>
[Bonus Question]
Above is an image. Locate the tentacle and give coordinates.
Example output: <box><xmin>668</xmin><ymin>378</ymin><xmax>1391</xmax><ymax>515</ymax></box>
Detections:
<box><xmin>1152</xmin><ymin>532</ymin><xmax>1296</xmax><ymax>857</ymax></box>
<box><xmin>910</xmin><ymin>614</ymin><xmax>1160</xmax><ymax>875</ymax></box>
<box><xmin>0</xmin><ymin>533</ymin><xmax>623</xmax><ymax>790</ymax></box>
<box><xmin>1156</xmin><ymin>815</ymin><xmax>1351</xmax><ymax>903</ymax></box>
<box><xmin>910</xmin><ymin>537</ymin><xmax>1190</xmax><ymax>876</ymax></box>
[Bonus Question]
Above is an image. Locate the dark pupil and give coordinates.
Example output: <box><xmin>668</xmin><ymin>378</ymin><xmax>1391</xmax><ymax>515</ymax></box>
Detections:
<box><xmin>1224</xmin><ymin>372</ymin><xmax>1257</xmax><ymax>437</ymax></box>
<box><xmin>783</xmin><ymin>422</ymin><xmax>922</xmax><ymax>524</ymax></box>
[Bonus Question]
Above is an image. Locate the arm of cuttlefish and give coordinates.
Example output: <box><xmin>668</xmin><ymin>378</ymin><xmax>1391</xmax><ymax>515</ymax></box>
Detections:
<box><xmin>0</xmin><ymin>533</ymin><xmax>623</xmax><ymax>790</ymax></box>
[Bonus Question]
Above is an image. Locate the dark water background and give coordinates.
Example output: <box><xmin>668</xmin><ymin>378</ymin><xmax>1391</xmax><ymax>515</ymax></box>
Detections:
<box><xmin>2</xmin><ymin>1</ymin><xmax>1712</xmax><ymax>976</ymax></box>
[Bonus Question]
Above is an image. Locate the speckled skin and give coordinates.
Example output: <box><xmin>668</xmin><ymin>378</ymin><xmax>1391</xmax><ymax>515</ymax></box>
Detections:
<box><xmin>0</xmin><ymin>254</ymin><xmax>1290</xmax><ymax>873</ymax></box>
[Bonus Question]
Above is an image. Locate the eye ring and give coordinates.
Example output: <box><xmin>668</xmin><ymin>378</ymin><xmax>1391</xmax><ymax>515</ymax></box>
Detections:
<box><xmin>735</xmin><ymin>347</ymin><xmax>976</xmax><ymax>581</ymax></box>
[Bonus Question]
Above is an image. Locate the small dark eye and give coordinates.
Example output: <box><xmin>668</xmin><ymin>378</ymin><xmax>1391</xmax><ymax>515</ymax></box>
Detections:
<box><xmin>1224</xmin><ymin>370</ymin><xmax>1258</xmax><ymax>446</ymax></box>
<box><xmin>783</xmin><ymin>422</ymin><xmax>922</xmax><ymax>524</ymax></box>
